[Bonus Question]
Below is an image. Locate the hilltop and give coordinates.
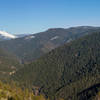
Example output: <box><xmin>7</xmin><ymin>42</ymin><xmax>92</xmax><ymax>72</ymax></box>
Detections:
<box><xmin>1</xmin><ymin>26</ymin><xmax>100</xmax><ymax>63</ymax></box>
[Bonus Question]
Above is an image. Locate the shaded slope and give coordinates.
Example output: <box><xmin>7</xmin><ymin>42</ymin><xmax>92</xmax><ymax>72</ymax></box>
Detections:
<box><xmin>77</xmin><ymin>83</ymin><xmax>100</xmax><ymax>100</ymax></box>
<box><xmin>0</xmin><ymin>48</ymin><xmax>22</xmax><ymax>80</ymax></box>
<box><xmin>1</xmin><ymin>26</ymin><xmax>100</xmax><ymax>63</ymax></box>
<box><xmin>12</xmin><ymin>32</ymin><xmax>100</xmax><ymax>99</ymax></box>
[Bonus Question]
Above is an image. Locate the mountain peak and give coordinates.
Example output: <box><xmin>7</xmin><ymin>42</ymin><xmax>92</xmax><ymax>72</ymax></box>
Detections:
<box><xmin>0</xmin><ymin>31</ymin><xmax>17</xmax><ymax>39</ymax></box>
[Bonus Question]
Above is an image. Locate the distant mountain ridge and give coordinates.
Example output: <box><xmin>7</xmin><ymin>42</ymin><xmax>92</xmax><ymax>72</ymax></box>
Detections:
<box><xmin>0</xmin><ymin>31</ymin><xmax>31</xmax><ymax>41</ymax></box>
<box><xmin>0</xmin><ymin>26</ymin><xmax>100</xmax><ymax>100</ymax></box>
<box><xmin>0</xmin><ymin>31</ymin><xmax>17</xmax><ymax>41</ymax></box>
<box><xmin>15</xmin><ymin>33</ymin><xmax>31</xmax><ymax>38</ymax></box>
<box><xmin>0</xmin><ymin>26</ymin><xmax>100</xmax><ymax>63</ymax></box>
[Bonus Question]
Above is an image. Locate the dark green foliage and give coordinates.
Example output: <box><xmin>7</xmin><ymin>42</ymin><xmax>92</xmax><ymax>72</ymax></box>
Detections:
<box><xmin>12</xmin><ymin>32</ymin><xmax>100</xmax><ymax>100</ymax></box>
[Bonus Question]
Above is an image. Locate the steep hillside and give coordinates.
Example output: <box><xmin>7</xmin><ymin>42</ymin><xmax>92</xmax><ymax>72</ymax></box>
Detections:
<box><xmin>12</xmin><ymin>32</ymin><xmax>100</xmax><ymax>100</ymax></box>
<box><xmin>0</xmin><ymin>48</ymin><xmax>22</xmax><ymax>80</ymax></box>
<box><xmin>0</xmin><ymin>31</ymin><xmax>17</xmax><ymax>41</ymax></box>
<box><xmin>1</xmin><ymin>26</ymin><xmax>100</xmax><ymax>63</ymax></box>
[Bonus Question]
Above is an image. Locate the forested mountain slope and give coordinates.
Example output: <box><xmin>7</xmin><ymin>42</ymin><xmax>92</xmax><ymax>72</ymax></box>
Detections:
<box><xmin>1</xmin><ymin>26</ymin><xmax>100</xmax><ymax>63</ymax></box>
<box><xmin>12</xmin><ymin>32</ymin><xmax>100</xmax><ymax>100</ymax></box>
<box><xmin>0</xmin><ymin>48</ymin><xmax>22</xmax><ymax>80</ymax></box>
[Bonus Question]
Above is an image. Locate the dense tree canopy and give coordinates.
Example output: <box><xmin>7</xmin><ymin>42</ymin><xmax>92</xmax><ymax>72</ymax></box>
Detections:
<box><xmin>12</xmin><ymin>32</ymin><xmax>100</xmax><ymax>100</ymax></box>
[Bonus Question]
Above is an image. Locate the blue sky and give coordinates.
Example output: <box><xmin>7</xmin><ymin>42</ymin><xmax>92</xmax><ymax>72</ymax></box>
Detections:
<box><xmin>0</xmin><ymin>0</ymin><xmax>100</xmax><ymax>34</ymax></box>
